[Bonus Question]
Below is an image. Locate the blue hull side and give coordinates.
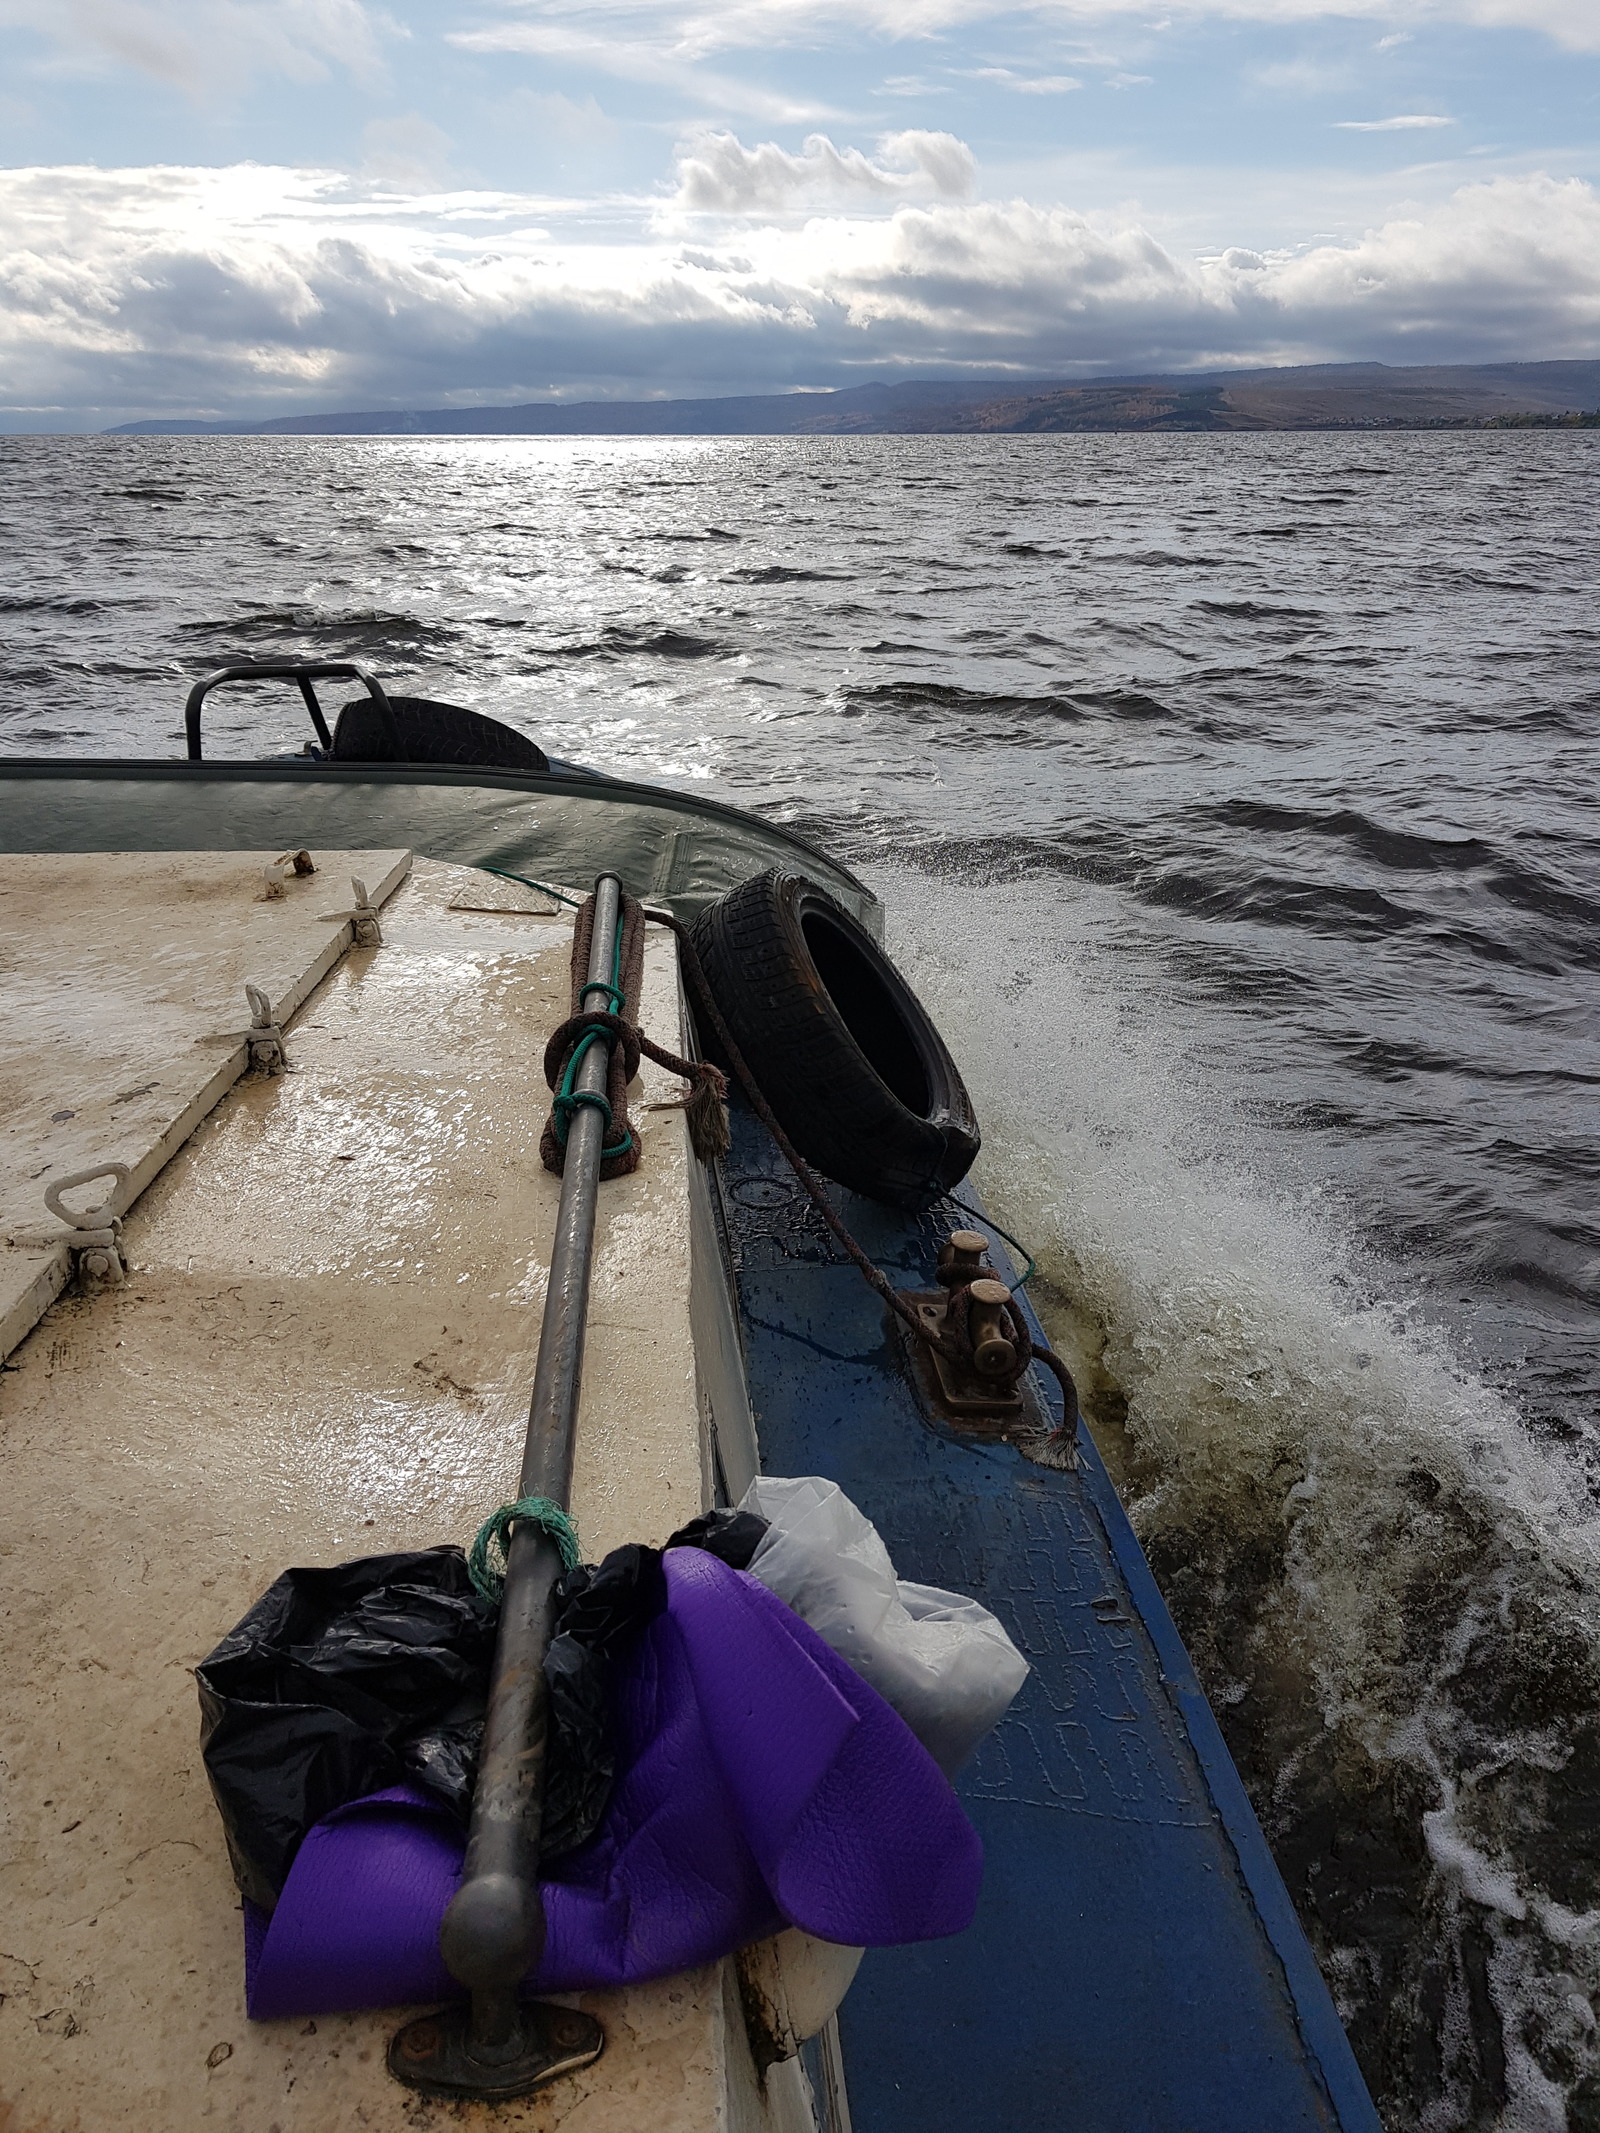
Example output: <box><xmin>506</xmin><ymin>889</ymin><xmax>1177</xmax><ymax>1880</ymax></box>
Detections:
<box><xmin>721</xmin><ymin>1103</ymin><xmax>1380</xmax><ymax>2133</ymax></box>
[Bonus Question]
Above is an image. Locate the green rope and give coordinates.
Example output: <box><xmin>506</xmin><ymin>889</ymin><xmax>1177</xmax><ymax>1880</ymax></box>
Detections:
<box><xmin>553</xmin><ymin>916</ymin><xmax>632</xmax><ymax>1153</ymax></box>
<box><xmin>551</xmin><ymin>1027</ymin><xmax>634</xmax><ymax>1155</ymax></box>
<box><xmin>944</xmin><ymin>1194</ymin><xmax>1038</xmax><ymax>1291</ymax></box>
<box><xmin>481</xmin><ymin>863</ymin><xmax>633</xmax><ymax>1157</ymax></box>
<box><xmin>479</xmin><ymin>865</ymin><xmax>585</xmax><ymax>910</ymax></box>
<box><xmin>468</xmin><ymin>1495</ymin><xmax>582</xmax><ymax>1604</ymax></box>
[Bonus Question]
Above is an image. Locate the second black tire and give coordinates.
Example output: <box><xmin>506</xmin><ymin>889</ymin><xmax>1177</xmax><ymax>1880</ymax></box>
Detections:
<box><xmin>689</xmin><ymin>870</ymin><xmax>979</xmax><ymax>1210</ymax></box>
<box><xmin>334</xmin><ymin>694</ymin><xmax>550</xmax><ymax>773</ymax></box>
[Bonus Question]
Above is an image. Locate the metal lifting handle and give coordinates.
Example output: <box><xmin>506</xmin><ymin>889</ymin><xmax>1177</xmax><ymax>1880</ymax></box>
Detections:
<box><xmin>183</xmin><ymin>660</ymin><xmax>405</xmax><ymax>761</ymax></box>
<box><xmin>387</xmin><ymin>874</ymin><xmax>621</xmax><ymax>2103</ymax></box>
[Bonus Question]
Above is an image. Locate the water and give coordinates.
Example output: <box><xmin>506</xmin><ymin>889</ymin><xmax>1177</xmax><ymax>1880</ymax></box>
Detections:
<box><xmin>2</xmin><ymin>430</ymin><xmax>1597</xmax><ymax>2128</ymax></box>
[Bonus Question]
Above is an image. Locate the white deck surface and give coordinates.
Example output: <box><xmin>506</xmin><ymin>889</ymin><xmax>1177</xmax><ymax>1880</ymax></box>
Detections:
<box><xmin>0</xmin><ymin>848</ymin><xmax>410</xmax><ymax>1360</ymax></box>
<box><xmin>0</xmin><ymin>856</ymin><xmax>817</xmax><ymax>2132</ymax></box>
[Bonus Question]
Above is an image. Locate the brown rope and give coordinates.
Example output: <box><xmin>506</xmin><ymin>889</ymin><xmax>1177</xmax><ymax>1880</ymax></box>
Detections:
<box><xmin>642</xmin><ymin>902</ymin><xmax>1080</xmax><ymax>1439</ymax></box>
<box><xmin>540</xmin><ymin>891</ymin><xmax>730</xmax><ymax>1180</ymax></box>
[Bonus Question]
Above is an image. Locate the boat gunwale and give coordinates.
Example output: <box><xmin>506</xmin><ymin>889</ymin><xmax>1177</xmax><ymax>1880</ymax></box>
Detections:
<box><xmin>0</xmin><ymin>756</ymin><xmax>875</xmax><ymax>906</ymax></box>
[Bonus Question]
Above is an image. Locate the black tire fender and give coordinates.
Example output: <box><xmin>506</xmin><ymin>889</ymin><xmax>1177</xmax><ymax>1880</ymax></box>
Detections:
<box><xmin>333</xmin><ymin>695</ymin><xmax>550</xmax><ymax>773</ymax></box>
<box><xmin>689</xmin><ymin>870</ymin><xmax>979</xmax><ymax>1210</ymax></box>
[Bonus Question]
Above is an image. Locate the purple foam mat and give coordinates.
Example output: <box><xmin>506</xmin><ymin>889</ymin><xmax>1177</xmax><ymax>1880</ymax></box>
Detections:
<box><xmin>245</xmin><ymin>1550</ymin><xmax>983</xmax><ymax>2019</ymax></box>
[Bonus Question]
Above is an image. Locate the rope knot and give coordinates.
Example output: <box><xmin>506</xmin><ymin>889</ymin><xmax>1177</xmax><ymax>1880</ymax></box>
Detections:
<box><xmin>468</xmin><ymin>1496</ymin><xmax>582</xmax><ymax>1604</ymax></box>
<box><xmin>539</xmin><ymin>893</ymin><xmax>730</xmax><ymax>1179</ymax></box>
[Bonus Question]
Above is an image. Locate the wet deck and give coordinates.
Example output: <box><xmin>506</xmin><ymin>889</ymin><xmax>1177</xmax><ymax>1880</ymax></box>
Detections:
<box><xmin>0</xmin><ymin>856</ymin><xmax>812</xmax><ymax>2132</ymax></box>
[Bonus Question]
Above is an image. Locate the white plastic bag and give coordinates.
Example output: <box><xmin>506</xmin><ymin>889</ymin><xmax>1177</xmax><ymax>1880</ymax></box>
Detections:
<box><xmin>737</xmin><ymin>1474</ymin><xmax>1029</xmax><ymax>1778</ymax></box>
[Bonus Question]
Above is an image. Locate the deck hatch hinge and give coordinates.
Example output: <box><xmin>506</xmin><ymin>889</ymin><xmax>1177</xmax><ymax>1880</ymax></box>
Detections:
<box><xmin>320</xmin><ymin>875</ymin><xmax>384</xmax><ymax>947</ymax></box>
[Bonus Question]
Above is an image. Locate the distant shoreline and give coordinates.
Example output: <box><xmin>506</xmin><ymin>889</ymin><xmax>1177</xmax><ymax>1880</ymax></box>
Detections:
<box><xmin>100</xmin><ymin>360</ymin><xmax>1600</xmax><ymax>439</ymax></box>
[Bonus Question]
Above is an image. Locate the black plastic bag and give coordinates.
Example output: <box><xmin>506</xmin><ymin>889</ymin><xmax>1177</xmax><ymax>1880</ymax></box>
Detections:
<box><xmin>198</xmin><ymin>1548</ymin><xmax>497</xmax><ymax>1911</ymax></box>
<box><xmin>663</xmin><ymin>1507</ymin><xmax>768</xmax><ymax>1570</ymax></box>
<box><xmin>199</xmin><ymin>1517</ymin><xmax>771</xmax><ymax>1914</ymax></box>
<box><xmin>540</xmin><ymin>1544</ymin><xmax>666</xmax><ymax>1864</ymax></box>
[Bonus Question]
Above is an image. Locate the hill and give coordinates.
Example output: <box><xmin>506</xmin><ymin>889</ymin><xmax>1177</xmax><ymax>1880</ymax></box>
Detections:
<box><xmin>107</xmin><ymin>361</ymin><xmax>1600</xmax><ymax>438</ymax></box>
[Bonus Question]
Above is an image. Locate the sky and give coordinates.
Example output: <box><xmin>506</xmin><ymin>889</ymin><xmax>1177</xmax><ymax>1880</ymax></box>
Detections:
<box><xmin>0</xmin><ymin>0</ymin><xmax>1597</xmax><ymax>426</ymax></box>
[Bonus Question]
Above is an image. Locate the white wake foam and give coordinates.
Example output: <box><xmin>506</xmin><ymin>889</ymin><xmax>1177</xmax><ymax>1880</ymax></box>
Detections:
<box><xmin>881</xmin><ymin>865</ymin><xmax>1600</xmax><ymax>2132</ymax></box>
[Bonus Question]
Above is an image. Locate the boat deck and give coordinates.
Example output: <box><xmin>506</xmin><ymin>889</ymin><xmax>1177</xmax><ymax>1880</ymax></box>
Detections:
<box><xmin>0</xmin><ymin>799</ymin><xmax>1382</xmax><ymax>2132</ymax></box>
<box><xmin>0</xmin><ymin>854</ymin><xmax>812</xmax><ymax>2131</ymax></box>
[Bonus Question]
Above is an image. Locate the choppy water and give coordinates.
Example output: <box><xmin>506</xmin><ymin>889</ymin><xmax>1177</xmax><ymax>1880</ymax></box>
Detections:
<box><xmin>3</xmin><ymin>430</ymin><xmax>1597</xmax><ymax>2129</ymax></box>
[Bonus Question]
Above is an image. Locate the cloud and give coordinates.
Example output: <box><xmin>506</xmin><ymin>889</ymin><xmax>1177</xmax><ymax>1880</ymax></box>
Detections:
<box><xmin>6</xmin><ymin>0</ymin><xmax>1598</xmax><ymax>101</ymax></box>
<box><xmin>1250</xmin><ymin>57</ymin><xmax>1355</xmax><ymax>94</ymax></box>
<box><xmin>446</xmin><ymin>19</ymin><xmax>834</xmax><ymax>122</ymax></box>
<box><xmin>1</xmin><ymin>162</ymin><xmax>1598</xmax><ymax>423</ymax></box>
<box><xmin>1335</xmin><ymin>114</ymin><xmax>1457</xmax><ymax>130</ymax></box>
<box><xmin>361</xmin><ymin>113</ymin><xmax>455</xmax><ymax>188</ymax></box>
<box><xmin>493</xmin><ymin>85</ymin><xmax>619</xmax><ymax>147</ymax></box>
<box><xmin>967</xmin><ymin>66</ymin><xmax>1082</xmax><ymax>92</ymax></box>
<box><xmin>459</xmin><ymin>0</ymin><xmax>1600</xmax><ymax>63</ymax></box>
<box><xmin>0</xmin><ymin>0</ymin><xmax>395</xmax><ymax>92</ymax></box>
<box><xmin>668</xmin><ymin>129</ymin><xmax>976</xmax><ymax>213</ymax></box>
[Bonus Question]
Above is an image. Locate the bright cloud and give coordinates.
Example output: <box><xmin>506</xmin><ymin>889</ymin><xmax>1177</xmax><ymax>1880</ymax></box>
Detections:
<box><xmin>446</xmin><ymin>19</ymin><xmax>833</xmax><ymax>121</ymax></box>
<box><xmin>968</xmin><ymin>66</ymin><xmax>1083</xmax><ymax>92</ymax></box>
<box><xmin>668</xmin><ymin>130</ymin><xmax>977</xmax><ymax>213</ymax></box>
<box><xmin>2</xmin><ymin>159</ymin><xmax>1598</xmax><ymax>422</ymax></box>
<box><xmin>4</xmin><ymin>0</ymin><xmax>1598</xmax><ymax>114</ymax></box>
<box><xmin>1335</xmin><ymin>113</ymin><xmax>1457</xmax><ymax>129</ymax></box>
<box><xmin>455</xmin><ymin>0</ymin><xmax>1600</xmax><ymax>64</ymax></box>
<box><xmin>0</xmin><ymin>0</ymin><xmax>395</xmax><ymax>90</ymax></box>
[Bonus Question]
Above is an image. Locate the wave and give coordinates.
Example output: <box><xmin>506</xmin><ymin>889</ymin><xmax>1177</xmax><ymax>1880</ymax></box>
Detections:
<box><xmin>1193</xmin><ymin>804</ymin><xmax>1600</xmax><ymax>942</ymax></box>
<box><xmin>839</xmin><ymin>680</ymin><xmax>1174</xmax><ymax>724</ymax></box>
<box><xmin>1194</xmin><ymin>599</ymin><xmax>1328</xmax><ymax>621</ymax></box>
<box><xmin>0</xmin><ymin>593</ymin><xmax>152</xmax><ymax>616</ymax></box>
<box><xmin>1515</xmin><ymin>704</ymin><xmax>1599</xmax><ymax>735</ymax></box>
<box><xmin>888</xmin><ymin>866</ymin><xmax>1600</xmax><ymax>2133</ymax></box>
<box><xmin>0</xmin><ymin>658</ymin><xmax>179</xmax><ymax>685</ymax></box>
<box><xmin>574</xmin><ymin>626</ymin><xmax>724</xmax><ymax>660</ymax></box>
<box><xmin>1333</xmin><ymin>1032</ymin><xmax>1600</xmax><ymax>1093</ymax></box>
<box><xmin>1206</xmin><ymin>802</ymin><xmax>1494</xmax><ymax>874</ymax></box>
<box><xmin>176</xmin><ymin>607</ymin><xmax>462</xmax><ymax>652</ymax></box>
<box><xmin>725</xmin><ymin>565</ymin><xmax>853</xmax><ymax>583</ymax></box>
<box><xmin>1143</xmin><ymin>863</ymin><xmax>1424</xmax><ymax>936</ymax></box>
<box><xmin>515</xmin><ymin>625</ymin><xmax>727</xmax><ymax>662</ymax></box>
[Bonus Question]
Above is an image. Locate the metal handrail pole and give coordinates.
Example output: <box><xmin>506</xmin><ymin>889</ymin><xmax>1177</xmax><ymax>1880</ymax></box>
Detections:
<box><xmin>182</xmin><ymin>660</ymin><xmax>403</xmax><ymax>760</ymax></box>
<box><xmin>295</xmin><ymin>675</ymin><xmax>334</xmax><ymax>750</ymax></box>
<box><xmin>434</xmin><ymin>871</ymin><xmax>623</xmax><ymax>2056</ymax></box>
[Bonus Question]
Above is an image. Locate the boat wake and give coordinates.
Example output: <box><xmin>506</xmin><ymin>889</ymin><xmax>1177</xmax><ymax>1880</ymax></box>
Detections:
<box><xmin>889</xmin><ymin>869</ymin><xmax>1600</xmax><ymax>2133</ymax></box>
